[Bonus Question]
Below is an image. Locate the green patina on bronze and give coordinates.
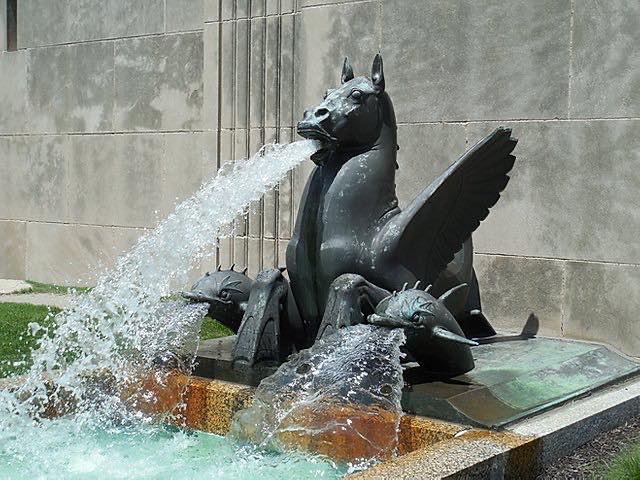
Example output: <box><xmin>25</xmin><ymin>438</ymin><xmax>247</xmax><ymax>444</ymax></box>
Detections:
<box><xmin>402</xmin><ymin>337</ymin><xmax>639</xmax><ymax>428</ymax></box>
<box><xmin>196</xmin><ymin>335</ymin><xmax>639</xmax><ymax>428</ymax></box>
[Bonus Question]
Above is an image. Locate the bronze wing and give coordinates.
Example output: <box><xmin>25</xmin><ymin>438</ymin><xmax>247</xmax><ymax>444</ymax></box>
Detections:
<box><xmin>383</xmin><ymin>127</ymin><xmax>517</xmax><ymax>284</ymax></box>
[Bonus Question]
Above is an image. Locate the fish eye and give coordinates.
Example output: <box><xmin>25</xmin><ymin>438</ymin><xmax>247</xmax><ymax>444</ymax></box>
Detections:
<box><xmin>412</xmin><ymin>312</ymin><xmax>421</xmax><ymax>322</ymax></box>
<box><xmin>350</xmin><ymin>89</ymin><xmax>363</xmax><ymax>101</ymax></box>
<box><xmin>219</xmin><ymin>290</ymin><xmax>230</xmax><ymax>300</ymax></box>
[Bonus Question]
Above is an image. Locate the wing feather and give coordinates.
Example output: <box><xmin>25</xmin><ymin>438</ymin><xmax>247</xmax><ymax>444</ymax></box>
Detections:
<box><xmin>384</xmin><ymin>127</ymin><xmax>517</xmax><ymax>283</ymax></box>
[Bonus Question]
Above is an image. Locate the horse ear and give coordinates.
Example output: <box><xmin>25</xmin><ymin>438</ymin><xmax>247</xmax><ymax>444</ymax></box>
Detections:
<box><xmin>341</xmin><ymin>57</ymin><xmax>354</xmax><ymax>84</ymax></box>
<box><xmin>371</xmin><ymin>53</ymin><xmax>385</xmax><ymax>92</ymax></box>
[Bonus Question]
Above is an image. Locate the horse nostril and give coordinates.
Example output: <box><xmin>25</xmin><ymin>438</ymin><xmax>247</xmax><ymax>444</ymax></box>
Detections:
<box><xmin>315</xmin><ymin>107</ymin><xmax>329</xmax><ymax>118</ymax></box>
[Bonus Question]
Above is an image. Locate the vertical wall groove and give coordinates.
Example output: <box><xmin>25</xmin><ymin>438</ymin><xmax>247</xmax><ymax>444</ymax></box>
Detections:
<box><xmin>213</xmin><ymin>0</ymin><xmax>297</xmax><ymax>276</ymax></box>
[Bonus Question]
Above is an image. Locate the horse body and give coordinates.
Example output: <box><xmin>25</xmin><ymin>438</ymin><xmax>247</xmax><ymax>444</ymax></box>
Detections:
<box><xmin>189</xmin><ymin>55</ymin><xmax>515</xmax><ymax>369</ymax></box>
<box><xmin>288</xmin><ymin>73</ymin><xmax>469</xmax><ymax>343</ymax></box>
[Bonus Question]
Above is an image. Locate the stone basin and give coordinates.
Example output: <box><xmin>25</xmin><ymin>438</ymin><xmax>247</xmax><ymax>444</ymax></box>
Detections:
<box><xmin>195</xmin><ymin>334</ymin><xmax>640</xmax><ymax>428</ymax></box>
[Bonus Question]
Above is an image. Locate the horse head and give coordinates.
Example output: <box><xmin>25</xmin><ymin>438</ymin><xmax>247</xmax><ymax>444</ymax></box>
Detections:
<box><xmin>297</xmin><ymin>54</ymin><xmax>396</xmax><ymax>166</ymax></box>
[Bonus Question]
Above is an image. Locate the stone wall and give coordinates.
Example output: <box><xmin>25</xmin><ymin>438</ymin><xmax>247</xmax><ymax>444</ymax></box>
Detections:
<box><xmin>0</xmin><ymin>0</ymin><xmax>638</xmax><ymax>356</ymax></box>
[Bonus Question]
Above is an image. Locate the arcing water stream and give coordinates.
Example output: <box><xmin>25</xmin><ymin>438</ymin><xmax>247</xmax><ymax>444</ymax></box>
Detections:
<box><xmin>0</xmin><ymin>139</ymin><xmax>404</xmax><ymax>478</ymax></box>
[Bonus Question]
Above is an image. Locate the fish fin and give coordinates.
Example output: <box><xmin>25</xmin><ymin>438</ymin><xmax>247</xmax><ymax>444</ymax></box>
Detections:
<box><xmin>438</xmin><ymin>283</ymin><xmax>469</xmax><ymax>317</ymax></box>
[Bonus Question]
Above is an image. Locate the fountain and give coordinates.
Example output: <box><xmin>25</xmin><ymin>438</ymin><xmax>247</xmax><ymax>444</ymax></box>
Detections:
<box><xmin>188</xmin><ymin>54</ymin><xmax>516</xmax><ymax>374</ymax></box>
<box><xmin>1</xmin><ymin>53</ymin><xmax>639</xmax><ymax>479</ymax></box>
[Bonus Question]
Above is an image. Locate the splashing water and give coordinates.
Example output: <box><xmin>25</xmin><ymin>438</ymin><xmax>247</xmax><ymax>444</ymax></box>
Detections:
<box><xmin>0</xmin><ymin>420</ymin><xmax>343</xmax><ymax>479</ymax></box>
<box><xmin>0</xmin><ymin>140</ymin><xmax>341</xmax><ymax>477</ymax></box>
<box><xmin>230</xmin><ymin>324</ymin><xmax>406</xmax><ymax>473</ymax></box>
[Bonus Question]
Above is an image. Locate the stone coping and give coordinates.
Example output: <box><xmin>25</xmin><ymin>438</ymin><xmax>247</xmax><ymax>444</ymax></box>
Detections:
<box><xmin>164</xmin><ymin>373</ymin><xmax>640</xmax><ymax>479</ymax></box>
<box><xmin>162</xmin><ymin>374</ymin><xmax>472</xmax><ymax>455</ymax></box>
<box><xmin>3</xmin><ymin>371</ymin><xmax>638</xmax><ymax>478</ymax></box>
<box><xmin>195</xmin><ymin>335</ymin><xmax>640</xmax><ymax>429</ymax></box>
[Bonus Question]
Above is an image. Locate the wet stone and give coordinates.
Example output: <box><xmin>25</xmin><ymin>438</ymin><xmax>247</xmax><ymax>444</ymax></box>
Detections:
<box><xmin>197</xmin><ymin>335</ymin><xmax>640</xmax><ymax>429</ymax></box>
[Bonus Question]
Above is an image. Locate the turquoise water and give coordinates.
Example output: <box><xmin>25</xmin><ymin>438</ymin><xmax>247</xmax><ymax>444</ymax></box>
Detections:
<box><xmin>0</xmin><ymin>418</ymin><xmax>343</xmax><ymax>479</ymax></box>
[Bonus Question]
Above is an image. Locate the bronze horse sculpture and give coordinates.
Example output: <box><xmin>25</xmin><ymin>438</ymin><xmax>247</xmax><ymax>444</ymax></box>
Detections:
<box><xmin>185</xmin><ymin>54</ymin><xmax>517</xmax><ymax>377</ymax></box>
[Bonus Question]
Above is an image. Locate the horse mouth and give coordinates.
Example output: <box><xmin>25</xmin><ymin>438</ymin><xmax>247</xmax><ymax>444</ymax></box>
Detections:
<box><xmin>297</xmin><ymin>123</ymin><xmax>337</xmax><ymax>165</ymax></box>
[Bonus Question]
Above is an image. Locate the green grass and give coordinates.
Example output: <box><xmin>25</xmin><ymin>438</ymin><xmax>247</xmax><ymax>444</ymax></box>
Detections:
<box><xmin>25</xmin><ymin>280</ymin><xmax>92</xmax><ymax>295</ymax></box>
<box><xmin>0</xmin><ymin>302</ymin><xmax>59</xmax><ymax>377</ymax></box>
<box><xmin>0</xmin><ymin>302</ymin><xmax>231</xmax><ymax>377</ymax></box>
<box><xmin>605</xmin><ymin>443</ymin><xmax>640</xmax><ymax>480</ymax></box>
<box><xmin>200</xmin><ymin>318</ymin><xmax>233</xmax><ymax>340</ymax></box>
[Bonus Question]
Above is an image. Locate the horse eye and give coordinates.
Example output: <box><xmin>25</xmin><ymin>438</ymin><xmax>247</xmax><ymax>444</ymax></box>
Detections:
<box><xmin>351</xmin><ymin>89</ymin><xmax>363</xmax><ymax>101</ymax></box>
<box><xmin>412</xmin><ymin>312</ymin><xmax>421</xmax><ymax>322</ymax></box>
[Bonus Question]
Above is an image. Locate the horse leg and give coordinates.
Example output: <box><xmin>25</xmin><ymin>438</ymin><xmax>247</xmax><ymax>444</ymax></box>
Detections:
<box><xmin>232</xmin><ymin>269</ymin><xmax>292</xmax><ymax>367</ymax></box>
<box><xmin>315</xmin><ymin>274</ymin><xmax>390</xmax><ymax>341</ymax></box>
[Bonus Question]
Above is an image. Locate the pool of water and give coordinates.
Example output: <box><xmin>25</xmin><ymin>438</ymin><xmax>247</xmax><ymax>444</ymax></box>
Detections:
<box><xmin>0</xmin><ymin>418</ymin><xmax>343</xmax><ymax>479</ymax></box>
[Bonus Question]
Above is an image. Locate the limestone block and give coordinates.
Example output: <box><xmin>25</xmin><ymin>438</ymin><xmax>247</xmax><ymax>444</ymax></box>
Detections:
<box><xmin>277</xmin><ymin>239</ymin><xmax>288</xmax><ymax>270</ymax></box>
<box><xmin>382</xmin><ymin>0</ymin><xmax>570</xmax><ymax>122</ymax></box>
<box><xmin>217</xmin><ymin>237</ymin><xmax>234</xmax><ymax>269</ymax></box>
<box><xmin>204</xmin><ymin>0</ymin><xmax>219</xmax><ymax>22</ymax></box>
<box><xmin>265</xmin><ymin>0</ymin><xmax>296</xmax><ymax>15</ymax></box>
<box><xmin>202</xmin><ymin>131</ymin><xmax>219</xmax><ymax>175</ymax></box>
<box><xmin>221</xmin><ymin>1</ymin><xmax>234</xmax><ymax>21</ymax></box>
<box><xmin>0</xmin><ymin>0</ymin><xmax>6</xmax><ymax>51</ymax></box>
<box><xmin>235</xmin><ymin>19</ymin><xmax>249</xmax><ymax>130</ymax></box>
<box><xmin>166</xmin><ymin>0</ymin><xmax>204</xmax><ymax>32</ymax></box>
<box><xmin>17</xmin><ymin>0</ymin><xmax>66</xmax><ymax>48</ymax></box>
<box><xmin>251</xmin><ymin>0</ymin><xmax>266</xmax><ymax>17</ymax></box>
<box><xmin>263</xmin><ymin>238</ymin><xmax>276</xmax><ymax>270</ymax></box>
<box><xmin>264</xmin><ymin>16</ymin><xmax>280</xmax><ymax>127</ymax></box>
<box><xmin>0</xmin><ymin>221</ymin><xmax>26</xmax><ymax>279</ymax></box>
<box><xmin>468</xmin><ymin>120</ymin><xmax>640</xmax><ymax>264</ymax></box>
<box><xmin>247</xmin><ymin>237</ymin><xmax>261</xmax><ymax>277</ymax></box>
<box><xmin>395</xmin><ymin>124</ymin><xmax>467</xmax><ymax>209</ymax></box>
<box><xmin>219</xmin><ymin>22</ymin><xmax>235</xmax><ymax>128</ymax></box>
<box><xmin>233</xmin><ymin>236</ymin><xmax>248</xmax><ymax>271</ymax></box>
<box><xmin>281</xmin><ymin>0</ymin><xmax>294</xmax><ymax>14</ymax></box>
<box><xmin>0</xmin><ymin>51</ymin><xmax>27</xmax><ymax>133</ymax></box>
<box><xmin>162</xmin><ymin>133</ymin><xmax>205</xmax><ymax>217</ymax></box>
<box><xmin>266</xmin><ymin>0</ymin><xmax>279</xmax><ymax>16</ymax></box>
<box><xmin>26</xmin><ymin>223</ymin><xmax>142</xmax><ymax>286</ymax></box>
<box><xmin>68</xmin><ymin>134</ymin><xmax>164</xmax><ymax>228</ymax></box>
<box><xmin>249</xmin><ymin>18</ymin><xmax>265</xmax><ymax>128</ymax></box>
<box><xmin>564</xmin><ymin>260</ymin><xmax>640</xmax><ymax>356</ymax></box>
<box><xmin>278</xmin><ymin>14</ymin><xmax>295</xmax><ymax>127</ymax></box>
<box><xmin>27</xmin><ymin>42</ymin><xmax>114</xmax><ymax>133</ymax></box>
<box><xmin>203</xmin><ymin>22</ymin><xmax>220</xmax><ymax>131</ymax></box>
<box><xmin>114</xmin><ymin>32</ymin><xmax>203</xmax><ymax>131</ymax></box>
<box><xmin>0</xmin><ymin>136</ymin><xmax>70</xmax><ymax>222</ymax></box>
<box><xmin>294</xmin><ymin>1</ymin><xmax>381</xmax><ymax>118</ymax></box>
<box><xmin>236</xmin><ymin>0</ymin><xmax>249</xmax><ymax>19</ymax></box>
<box><xmin>17</xmin><ymin>0</ymin><xmax>163</xmax><ymax>48</ymax></box>
<box><xmin>474</xmin><ymin>254</ymin><xmax>565</xmax><ymax>337</ymax></box>
<box><xmin>571</xmin><ymin>0</ymin><xmax>640</xmax><ymax>118</ymax></box>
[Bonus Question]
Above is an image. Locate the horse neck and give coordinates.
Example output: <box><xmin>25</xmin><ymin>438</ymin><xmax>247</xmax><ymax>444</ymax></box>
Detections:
<box><xmin>362</xmin><ymin>92</ymin><xmax>398</xmax><ymax>183</ymax></box>
<box><xmin>327</xmin><ymin>101</ymin><xmax>399</xmax><ymax>227</ymax></box>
